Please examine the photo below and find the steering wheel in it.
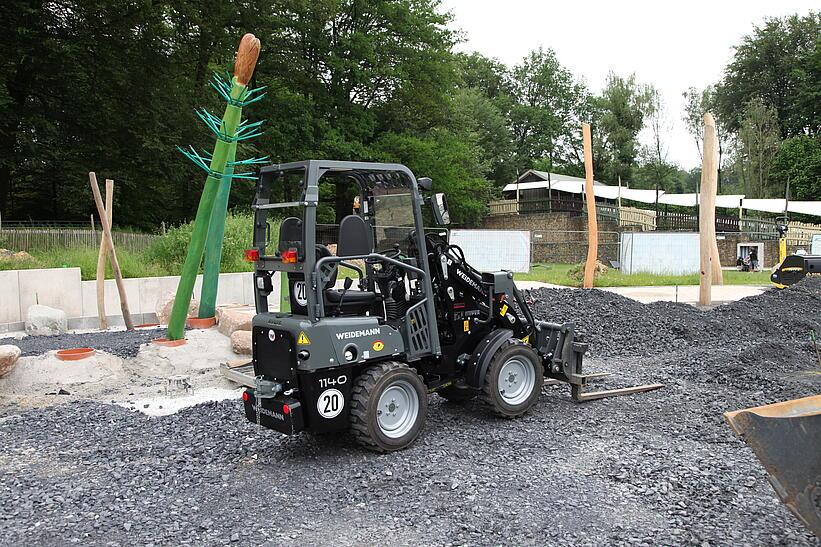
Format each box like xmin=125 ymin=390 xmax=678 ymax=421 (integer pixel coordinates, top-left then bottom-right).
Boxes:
xmin=375 ymin=243 xmax=403 ymax=259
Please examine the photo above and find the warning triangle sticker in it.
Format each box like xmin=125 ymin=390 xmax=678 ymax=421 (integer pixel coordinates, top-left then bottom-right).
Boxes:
xmin=297 ymin=331 xmax=311 ymax=345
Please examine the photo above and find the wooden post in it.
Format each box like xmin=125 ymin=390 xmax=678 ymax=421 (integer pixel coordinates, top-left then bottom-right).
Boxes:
xmin=89 ymin=172 xmax=134 ymax=330
xmin=582 ymin=123 xmax=598 ymax=289
xmin=95 ymin=179 xmax=114 ymax=329
xmin=699 ymin=114 xmax=723 ymax=305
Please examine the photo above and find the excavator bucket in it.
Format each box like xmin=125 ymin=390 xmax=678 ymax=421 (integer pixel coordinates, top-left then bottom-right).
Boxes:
xmin=724 ymin=395 xmax=821 ymax=538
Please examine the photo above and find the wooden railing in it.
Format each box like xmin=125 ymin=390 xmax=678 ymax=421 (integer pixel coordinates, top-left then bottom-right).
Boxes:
xmin=618 ymin=206 xmax=656 ymax=231
xmin=488 ymin=199 xmax=519 ymax=215
xmin=0 ymin=228 xmax=157 ymax=252
xmin=487 ymin=199 xmax=821 ymax=243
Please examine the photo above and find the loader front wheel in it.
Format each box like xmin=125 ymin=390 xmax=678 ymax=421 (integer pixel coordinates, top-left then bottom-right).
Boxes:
xmin=349 ymin=362 xmax=427 ymax=452
xmin=481 ymin=339 xmax=543 ymax=417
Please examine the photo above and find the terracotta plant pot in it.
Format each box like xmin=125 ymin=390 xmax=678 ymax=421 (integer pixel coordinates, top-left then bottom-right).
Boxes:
xmin=56 ymin=348 xmax=95 ymax=361
xmin=186 ymin=316 xmax=216 ymax=329
xmin=151 ymin=337 xmax=187 ymax=347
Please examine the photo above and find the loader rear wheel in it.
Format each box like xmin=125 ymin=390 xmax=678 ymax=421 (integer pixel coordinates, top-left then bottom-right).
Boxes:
xmin=481 ymin=339 xmax=543 ymax=418
xmin=349 ymin=362 xmax=428 ymax=452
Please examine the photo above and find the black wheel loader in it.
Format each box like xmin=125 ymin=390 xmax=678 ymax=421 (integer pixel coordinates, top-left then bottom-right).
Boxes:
xmin=239 ymin=160 xmax=661 ymax=452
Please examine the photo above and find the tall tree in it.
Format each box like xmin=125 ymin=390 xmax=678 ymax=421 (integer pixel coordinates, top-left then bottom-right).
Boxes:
xmin=682 ymin=86 xmax=732 ymax=191
xmin=716 ymin=12 xmax=820 ymax=137
xmin=735 ymin=97 xmax=782 ymax=198
xmin=640 ymin=88 xmax=677 ymax=197
xmin=594 ymin=72 xmax=652 ymax=184
xmin=770 ymin=136 xmax=821 ymax=201
xmin=508 ymin=47 xmax=589 ymax=177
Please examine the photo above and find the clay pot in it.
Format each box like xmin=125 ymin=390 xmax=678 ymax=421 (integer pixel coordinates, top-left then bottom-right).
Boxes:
xmin=56 ymin=348 xmax=95 ymax=361
xmin=151 ymin=338 xmax=187 ymax=347
xmin=186 ymin=316 xmax=216 ymax=329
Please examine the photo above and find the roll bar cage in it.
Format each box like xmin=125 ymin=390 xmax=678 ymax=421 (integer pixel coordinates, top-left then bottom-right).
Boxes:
xmin=250 ymin=160 xmax=441 ymax=356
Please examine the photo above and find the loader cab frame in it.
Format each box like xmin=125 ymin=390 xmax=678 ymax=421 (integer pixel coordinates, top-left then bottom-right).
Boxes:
xmin=249 ymin=160 xmax=445 ymax=357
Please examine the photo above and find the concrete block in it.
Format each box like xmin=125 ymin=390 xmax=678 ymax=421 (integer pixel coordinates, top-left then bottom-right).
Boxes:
xmin=18 ymin=268 xmax=83 ymax=318
xmin=215 ymin=273 xmax=247 ymax=306
xmin=80 ymin=278 xmax=142 ymax=318
xmin=0 ymin=271 xmax=21 ymax=324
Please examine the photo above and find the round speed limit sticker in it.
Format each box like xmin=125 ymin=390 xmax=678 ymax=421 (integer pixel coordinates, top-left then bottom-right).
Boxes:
xmin=316 ymin=388 xmax=344 ymax=419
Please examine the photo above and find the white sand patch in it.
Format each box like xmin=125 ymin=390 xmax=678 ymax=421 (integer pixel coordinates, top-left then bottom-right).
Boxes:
xmin=118 ymin=387 xmax=242 ymax=416
xmin=1 ymin=327 xmax=244 ymax=411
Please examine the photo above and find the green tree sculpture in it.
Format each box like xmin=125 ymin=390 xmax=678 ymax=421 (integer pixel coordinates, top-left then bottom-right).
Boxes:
xmin=167 ymin=34 xmax=265 ymax=340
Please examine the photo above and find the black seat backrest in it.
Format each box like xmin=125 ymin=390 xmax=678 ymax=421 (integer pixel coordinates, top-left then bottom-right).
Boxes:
xmin=278 ymin=217 xmax=303 ymax=257
xmin=337 ymin=214 xmax=372 ymax=257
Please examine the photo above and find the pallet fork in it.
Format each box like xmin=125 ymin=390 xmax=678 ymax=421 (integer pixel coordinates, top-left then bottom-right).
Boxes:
xmin=537 ymin=320 xmax=664 ymax=402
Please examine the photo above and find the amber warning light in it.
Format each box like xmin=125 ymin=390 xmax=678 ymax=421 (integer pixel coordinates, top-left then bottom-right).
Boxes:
xmin=244 ymin=249 xmax=260 ymax=262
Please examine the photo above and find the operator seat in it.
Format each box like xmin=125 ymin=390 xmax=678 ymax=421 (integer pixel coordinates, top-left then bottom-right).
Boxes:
xmin=324 ymin=214 xmax=377 ymax=312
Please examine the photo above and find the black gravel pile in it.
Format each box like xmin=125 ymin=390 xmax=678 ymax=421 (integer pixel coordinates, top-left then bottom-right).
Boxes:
xmin=530 ymin=277 xmax=821 ymax=359
xmin=0 ymin=279 xmax=819 ymax=545
xmin=0 ymin=327 xmax=166 ymax=358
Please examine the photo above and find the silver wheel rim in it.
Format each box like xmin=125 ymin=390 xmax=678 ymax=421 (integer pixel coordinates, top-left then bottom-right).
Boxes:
xmin=376 ymin=379 xmax=419 ymax=439
xmin=498 ymin=356 xmax=536 ymax=406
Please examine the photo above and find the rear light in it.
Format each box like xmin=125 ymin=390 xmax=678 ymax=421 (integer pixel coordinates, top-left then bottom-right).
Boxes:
xmin=242 ymin=391 xmax=250 ymax=402
xmin=244 ymin=249 xmax=260 ymax=262
xmin=281 ymin=248 xmax=298 ymax=263
xmin=282 ymin=404 xmax=291 ymax=414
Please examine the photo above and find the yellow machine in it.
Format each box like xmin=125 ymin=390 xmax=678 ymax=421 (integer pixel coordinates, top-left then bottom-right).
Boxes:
xmin=770 ymin=217 xmax=820 ymax=288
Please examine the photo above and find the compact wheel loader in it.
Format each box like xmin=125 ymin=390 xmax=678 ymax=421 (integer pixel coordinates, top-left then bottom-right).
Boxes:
xmin=239 ymin=160 xmax=661 ymax=452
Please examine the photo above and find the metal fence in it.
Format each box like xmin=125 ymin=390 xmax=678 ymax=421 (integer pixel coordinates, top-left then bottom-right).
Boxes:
xmin=0 ymin=228 xmax=157 ymax=252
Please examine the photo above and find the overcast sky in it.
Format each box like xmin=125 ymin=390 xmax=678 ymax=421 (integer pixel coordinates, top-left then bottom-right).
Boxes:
xmin=441 ymin=0 xmax=817 ymax=171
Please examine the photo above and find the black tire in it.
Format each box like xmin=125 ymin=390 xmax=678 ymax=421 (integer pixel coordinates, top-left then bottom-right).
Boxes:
xmin=438 ymin=383 xmax=478 ymax=403
xmin=349 ymin=362 xmax=428 ymax=452
xmin=481 ymin=339 xmax=543 ymax=417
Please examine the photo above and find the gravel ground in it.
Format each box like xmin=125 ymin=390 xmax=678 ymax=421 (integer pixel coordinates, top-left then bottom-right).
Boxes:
xmin=0 ymin=279 xmax=819 ymax=546
xmin=0 ymin=328 xmax=166 ymax=358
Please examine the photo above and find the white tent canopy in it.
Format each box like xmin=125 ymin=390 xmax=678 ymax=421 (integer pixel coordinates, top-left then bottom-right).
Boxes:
xmin=785 ymin=201 xmax=821 ymax=216
xmin=501 ymin=173 xmax=821 ymax=218
xmin=658 ymin=193 xmax=745 ymax=209
xmin=619 ymin=188 xmax=663 ymax=204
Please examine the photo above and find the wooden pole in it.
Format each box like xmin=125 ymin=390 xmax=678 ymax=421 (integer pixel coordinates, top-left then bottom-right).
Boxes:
xmin=582 ymin=123 xmax=598 ymax=289
xmin=699 ymin=114 xmax=723 ymax=305
xmin=89 ymin=172 xmax=134 ymax=330
xmin=95 ymin=179 xmax=114 ymax=329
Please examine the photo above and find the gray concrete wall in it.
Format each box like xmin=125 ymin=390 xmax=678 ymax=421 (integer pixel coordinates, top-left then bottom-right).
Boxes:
xmin=0 ymin=269 xmax=278 ymax=333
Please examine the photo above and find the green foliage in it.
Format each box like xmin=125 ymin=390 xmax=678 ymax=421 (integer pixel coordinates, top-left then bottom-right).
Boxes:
xmin=146 ymin=212 xmax=259 ymax=274
xmin=0 ymin=2 xmax=817 ymax=230
xmin=593 ymin=73 xmax=654 ymax=184
xmin=716 ymin=12 xmax=820 ymax=137
xmin=371 ymin=130 xmax=491 ymax=225
xmin=0 ymin=248 xmax=168 ymax=280
xmin=509 ymin=48 xmax=589 ymax=175
xmin=770 ymin=136 xmax=821 ymax=200
xmin=736 ymin=98 xmax=782 ymax=197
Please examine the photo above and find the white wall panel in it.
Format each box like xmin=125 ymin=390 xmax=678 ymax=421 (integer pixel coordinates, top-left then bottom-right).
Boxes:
xmin=620 ymin=232 xmax=700 ymax=275
xmin=449 ymin=229 xmax=530 ymax=273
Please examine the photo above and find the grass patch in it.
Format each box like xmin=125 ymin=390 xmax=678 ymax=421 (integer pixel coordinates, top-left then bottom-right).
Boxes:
xmin=0 ymin=247 xmax=175 ymax=280
xmin=516 ymin=263 xmax=773 ymax=287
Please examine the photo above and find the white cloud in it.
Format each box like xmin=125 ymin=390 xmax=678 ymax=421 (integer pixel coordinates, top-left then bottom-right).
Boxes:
xmin=442 ymin=0 xmax=817 ymax=172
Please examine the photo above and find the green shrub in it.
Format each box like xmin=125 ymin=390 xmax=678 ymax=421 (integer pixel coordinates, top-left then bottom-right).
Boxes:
xmin=146 ymin=211 xmax=267 ymax=274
